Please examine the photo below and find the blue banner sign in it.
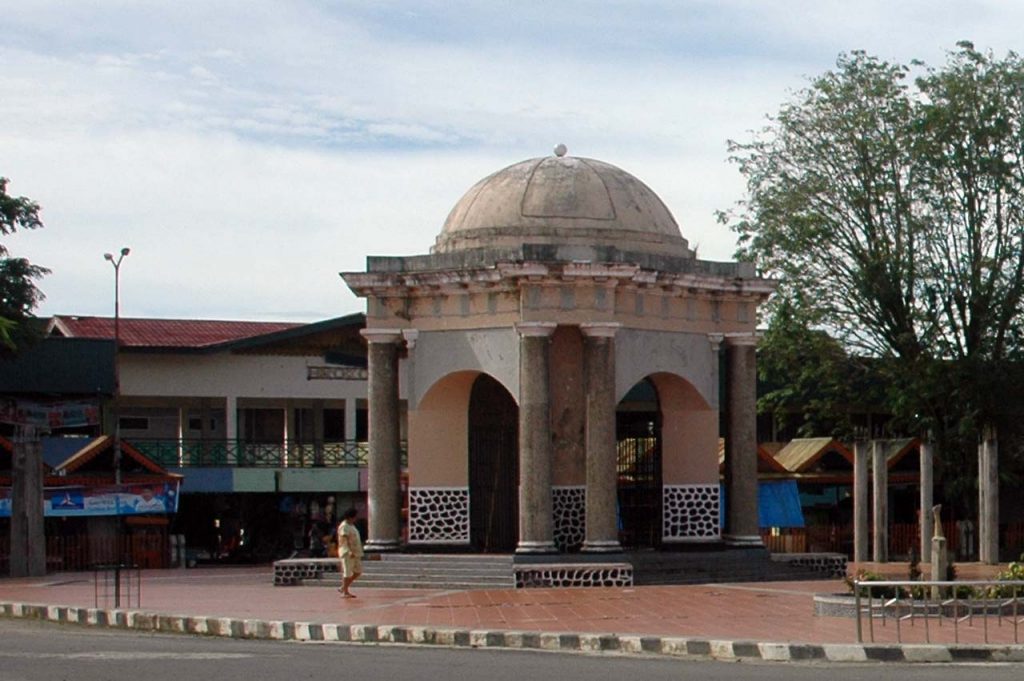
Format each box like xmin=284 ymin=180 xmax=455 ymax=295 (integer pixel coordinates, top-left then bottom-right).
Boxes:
xmin=0 ymin=482 xmax=179 ymax=518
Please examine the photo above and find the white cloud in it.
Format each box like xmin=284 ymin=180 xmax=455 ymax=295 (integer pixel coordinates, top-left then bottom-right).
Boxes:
xmin=4 ymin=1 xmax=1024 ymax=321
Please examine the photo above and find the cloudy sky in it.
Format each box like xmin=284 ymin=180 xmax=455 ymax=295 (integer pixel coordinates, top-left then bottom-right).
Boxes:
xmin=3 ymin=1 xmax=1022 ymax=322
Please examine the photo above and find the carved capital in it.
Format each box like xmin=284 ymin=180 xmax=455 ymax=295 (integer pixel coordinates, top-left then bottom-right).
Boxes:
xmin=580 ymin=322 xmax=621 ymax=338
xmin=515 ymin=321 xmax=557 ymax=338
xmin=724 ymin=331 xmax=760 ymax=347
xmin=360 ymin=328 xmax=404 ymax=344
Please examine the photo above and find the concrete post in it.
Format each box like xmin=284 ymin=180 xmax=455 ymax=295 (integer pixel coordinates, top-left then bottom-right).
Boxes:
xmin=312 ymin=399 xmax=325 ymax=466
xmin=919 ymin=438 xmax=934 ymax=563
xmin=176 ymin=406 xmax=186 ymax=466
xmin=853 ymin=439 xmax=869 ymax=564
xmin=724 ymin=334 xmax=761 ymax=545
xmin=283 ymin=399 xmax=294 ymax=465
xmin=516 ymin=322 xmax=557 ymax=554
xmin=225 ymin=395 xmax=238 ymax=444
xmin=872 ymin=440 xmax=888 ymax=563
xmin=10 ymin=426 xmax=45 ymax=577
xmin=581 ymin=323 xmax=621 ymax=553
xmin=344 ymin=398 xmax=358 ymax=442
xmin=979 ymin=424 xmax=999 ymax=565
xmin=361 ymin=329 xmax=404 ymax=552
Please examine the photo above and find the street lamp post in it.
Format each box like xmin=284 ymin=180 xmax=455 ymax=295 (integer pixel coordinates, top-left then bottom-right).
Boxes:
xmin=104 ymin=247 xmax=129 ymax=566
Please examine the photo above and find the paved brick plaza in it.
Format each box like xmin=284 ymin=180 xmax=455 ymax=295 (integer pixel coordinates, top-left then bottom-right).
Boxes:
xmin=0 ymin=562 xmax=1018 ymax=647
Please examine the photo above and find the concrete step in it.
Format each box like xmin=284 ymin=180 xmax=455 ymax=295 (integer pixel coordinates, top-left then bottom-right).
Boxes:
xmin=354 ymin=554 xmax=515 ymax=589
xmin=628 ymin=547 xmax=832 ymax=585
xmin=373 ymin=554 xmax=514 ymax=566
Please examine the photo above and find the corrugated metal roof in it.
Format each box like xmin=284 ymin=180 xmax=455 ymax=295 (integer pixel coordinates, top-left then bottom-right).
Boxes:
xmin=49 ymin=316 xmax=302 ymax=349
xmin=55 ymin=435 xmax=181 ymax=480
xmin=773 ymin=437 xmax=853 ymax=473
xmin=875 ymin=438 xmax=920 ymax=467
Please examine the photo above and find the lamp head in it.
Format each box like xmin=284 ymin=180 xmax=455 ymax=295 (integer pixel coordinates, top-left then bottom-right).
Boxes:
xmin=121 ymin=247 xmax=130 ymax=257
xmin=104 ymin=253 xmax=114 ymax=261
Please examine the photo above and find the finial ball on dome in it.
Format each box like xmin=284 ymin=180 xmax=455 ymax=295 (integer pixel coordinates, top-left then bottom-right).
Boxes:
xmin=553 ymin=143 xmax=568 ymax=157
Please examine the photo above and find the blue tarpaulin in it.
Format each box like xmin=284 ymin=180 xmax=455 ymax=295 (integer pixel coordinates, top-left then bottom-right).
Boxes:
xmin=719 ymin=480 xmax=805 ymax=529
xmin=757 ymin=480 xmax=805 ymax=528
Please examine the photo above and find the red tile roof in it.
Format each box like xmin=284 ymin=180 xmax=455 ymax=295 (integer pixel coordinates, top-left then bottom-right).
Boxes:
xmin=49 ymin=316 xmax=301 ymax=349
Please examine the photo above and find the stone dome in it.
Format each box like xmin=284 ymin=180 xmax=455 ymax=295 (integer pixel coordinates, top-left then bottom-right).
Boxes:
xmin=433 ymin=153 xmax=691 ymax=257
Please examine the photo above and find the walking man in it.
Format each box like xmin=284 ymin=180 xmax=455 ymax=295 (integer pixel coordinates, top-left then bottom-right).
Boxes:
xmin=337 ymin=508 xmax=363 ymax=598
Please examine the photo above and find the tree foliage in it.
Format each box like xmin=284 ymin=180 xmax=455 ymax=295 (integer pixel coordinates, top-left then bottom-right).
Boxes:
xmin=0 ymin=177 xmax=48 ymax=353
xmin=722 ymin=43 xmax=1024 ymax=508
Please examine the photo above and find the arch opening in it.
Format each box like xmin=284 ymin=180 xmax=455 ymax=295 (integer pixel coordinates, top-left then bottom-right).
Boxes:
xmin=616 ymin=377 xmax=662 ymax=549
xmin=468 ymin=374 xmax=519 ymax=552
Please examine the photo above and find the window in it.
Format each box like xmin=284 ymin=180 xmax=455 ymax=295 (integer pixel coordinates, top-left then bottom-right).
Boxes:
xmin=119 ymin=416 xmax=149 ymax=431
xmin=188 ymin=417 xmax=217 ymax=431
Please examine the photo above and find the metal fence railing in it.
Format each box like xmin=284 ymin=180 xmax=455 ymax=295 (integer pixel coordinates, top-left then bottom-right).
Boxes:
xmin=130 ymin=439 xmax=408 ymax=468
xmin=93 ymin=563 xmax=141 ymax=609
xmin=854 ymin=579 xmax=1024 ymax=644
xmin=0 ymin=533 xmax=167 ymax=573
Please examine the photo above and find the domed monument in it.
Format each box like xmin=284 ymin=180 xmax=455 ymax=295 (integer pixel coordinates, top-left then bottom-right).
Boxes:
xmin=343 ymin=148 xmax=774 ymax=564
xmin=434 ymin=149 xmax=690 ymax=257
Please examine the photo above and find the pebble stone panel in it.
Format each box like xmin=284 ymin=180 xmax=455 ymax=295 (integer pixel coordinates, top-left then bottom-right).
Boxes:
xmin=408 ymin=487 xmax=470 ymax=544
xmin=552 ymin=486 xmax=586 ymax=551
xmin=514 ymin=563 xmax=633 ymax=588
xmin=774 ymin=553 xmax=848 ymax=578
xmin=662 ymin=484 xmax=720 ymax=542
xmin=273 ymin=558 xmax=338 ymax=585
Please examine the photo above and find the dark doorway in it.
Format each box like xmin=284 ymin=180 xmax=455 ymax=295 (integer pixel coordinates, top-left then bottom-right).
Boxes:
xmin=617 ymin=379 xmax=662 ymax=549
xmin=468 ymin=374 xmax=519 ymax=552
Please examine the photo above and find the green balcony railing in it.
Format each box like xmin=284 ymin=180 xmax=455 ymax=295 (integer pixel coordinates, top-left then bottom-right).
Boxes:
xmin=130 ymin=439 xmax=408 ymax=468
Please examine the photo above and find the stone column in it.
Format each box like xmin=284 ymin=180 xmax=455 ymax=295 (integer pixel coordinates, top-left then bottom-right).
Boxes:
xmin=361 ymin=329 xmax=404 ymax=552
xmin=581 ymin=322 xmax=621 ymax=553
xmin=853 ymin=439 xmax=869 ymax=564
xmin=724 ymin=333 xmax=761 ymax=545
xmin=516 ymin=322 xmax=557 ymax=554
xmin=872 ymin=440 xmax=888 ymax=563
xmin=919 ymin=437 xmax=934 ymax=563
xmin=979 ymin=424 xmax=999 ymax=565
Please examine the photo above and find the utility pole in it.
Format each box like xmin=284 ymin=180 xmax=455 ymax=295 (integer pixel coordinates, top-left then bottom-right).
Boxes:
xmin=104 ymin=247 xmax=130 ymax=563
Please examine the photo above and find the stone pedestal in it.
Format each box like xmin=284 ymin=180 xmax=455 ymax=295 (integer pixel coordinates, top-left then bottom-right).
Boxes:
xmin=581 ymin=323 xmax=621 ymax=553
xmin=362 ymin=329 xmax=403 ymax=553
xmin=931 ymin=535 xmax=947 ymax=600
xmin=516 ymin=323 xmax=557 ymax=554
xmin=723 ymin=334 xmax=761 ymax=545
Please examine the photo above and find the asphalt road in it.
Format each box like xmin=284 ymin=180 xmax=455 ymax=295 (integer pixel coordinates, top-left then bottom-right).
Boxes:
xmin=2 ymin=619 xmax=1024 ymax=681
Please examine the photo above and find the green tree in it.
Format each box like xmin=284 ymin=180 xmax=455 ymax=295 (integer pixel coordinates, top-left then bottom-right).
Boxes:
xmin=0 ymin=177 xmax=48 ymax=352
xmin=721 ymin=43 xmax=1024 ymax=511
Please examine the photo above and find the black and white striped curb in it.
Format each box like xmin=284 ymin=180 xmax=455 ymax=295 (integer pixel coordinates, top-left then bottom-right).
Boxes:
xmin=3 ymin=601 xmax=1024 ymax=664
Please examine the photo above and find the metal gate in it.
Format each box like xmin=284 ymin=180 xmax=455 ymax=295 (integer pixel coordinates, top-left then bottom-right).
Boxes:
xmin=468 ymin=375 xmax=518 ymax=552
xmin=616 ymin=413 xmax=662 ymax=549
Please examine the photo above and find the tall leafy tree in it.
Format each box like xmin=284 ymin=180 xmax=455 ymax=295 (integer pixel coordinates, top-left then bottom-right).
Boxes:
xmin=722 ymin=43 xmax=1024 ymax=510
xmin=0 ymin=177 xmax=48 ymax=353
